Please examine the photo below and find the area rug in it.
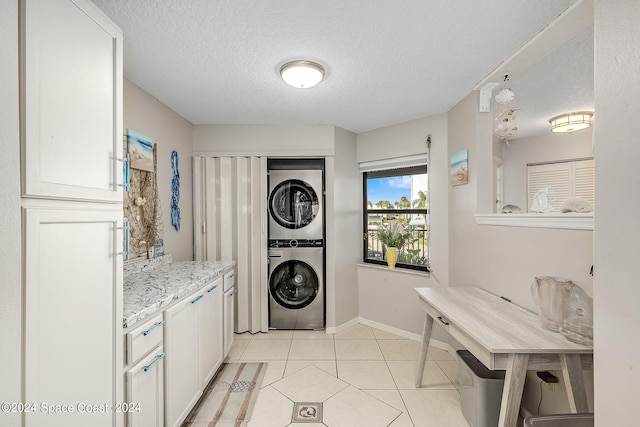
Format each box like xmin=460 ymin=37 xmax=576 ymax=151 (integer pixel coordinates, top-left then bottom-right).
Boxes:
xmin=182 ymin=362 xmax=267 ymax=427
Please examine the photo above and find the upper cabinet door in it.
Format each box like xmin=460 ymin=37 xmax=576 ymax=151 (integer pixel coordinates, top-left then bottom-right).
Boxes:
xmin=21 ymin=0 xmax=123 ymax=202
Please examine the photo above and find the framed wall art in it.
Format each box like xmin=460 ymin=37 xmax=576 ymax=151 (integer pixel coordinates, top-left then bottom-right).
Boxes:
xmin=450 ymin=148 xmax=469 ymax=186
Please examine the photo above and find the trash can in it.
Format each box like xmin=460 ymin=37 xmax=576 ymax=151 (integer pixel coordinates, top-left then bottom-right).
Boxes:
xmin=457 ymin=350 xmax=505 ymax=427
xmin=524 ymin=413 xmax=594 ymax=427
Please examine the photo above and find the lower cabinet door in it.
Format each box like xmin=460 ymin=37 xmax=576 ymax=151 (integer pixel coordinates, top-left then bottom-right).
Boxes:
xmin=224 ymin=286 xmax=235 ymax=357
xmin=199 ymin=277 xmax=224 ymax=388
xmin=23 ymin=207 xmax=123 ymax=427
xmin=126 ymin=348 xmax=165 ymax=427
xmin=164 ymin=293 xmax=201 ymax=427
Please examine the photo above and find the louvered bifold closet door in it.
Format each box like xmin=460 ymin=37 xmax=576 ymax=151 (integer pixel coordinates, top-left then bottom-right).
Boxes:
xmin=193 ymin=157 xmax=267 ymax=334
xmin=527 ymin=162 xmax=571 ymax=212
xmin=574 ymin=159 xmax=595 ymax=206
xmin=527 ymin=159 xmax=595 ymax=213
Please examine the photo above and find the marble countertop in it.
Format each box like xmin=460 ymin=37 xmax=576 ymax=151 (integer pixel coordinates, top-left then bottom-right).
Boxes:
xmin=123 ymin=255 xmax=235 ymax=329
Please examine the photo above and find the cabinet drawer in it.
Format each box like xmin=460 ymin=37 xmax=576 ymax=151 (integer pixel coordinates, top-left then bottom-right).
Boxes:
xmin=223 ymin=269 xmax=236 ymax=292
xmin=126 ymin=314 xmax=164 ymax=365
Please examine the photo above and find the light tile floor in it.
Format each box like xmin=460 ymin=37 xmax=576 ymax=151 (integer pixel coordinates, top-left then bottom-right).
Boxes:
xmin=226 ymin=324 xmax=471 ymax=427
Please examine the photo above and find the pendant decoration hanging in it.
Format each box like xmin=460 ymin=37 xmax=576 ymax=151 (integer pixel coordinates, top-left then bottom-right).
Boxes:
xmin=494 ymin=74 xmax=518 ymax=144
xmin=170 ymin=150 xmax=181 ymax=231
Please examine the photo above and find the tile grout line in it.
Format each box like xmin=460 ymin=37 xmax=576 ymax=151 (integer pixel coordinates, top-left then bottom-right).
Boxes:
xmin=376 ymin=336 xmax=417 ymax=427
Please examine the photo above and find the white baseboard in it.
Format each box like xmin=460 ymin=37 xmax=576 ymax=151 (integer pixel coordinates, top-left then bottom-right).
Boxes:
xmin=326 ymin=316 xmax=457 ymax=360
xmin=325 ymin=317 xmax=359 ymax=334
xmin=358 ymin=317 xmax=422 ymax=341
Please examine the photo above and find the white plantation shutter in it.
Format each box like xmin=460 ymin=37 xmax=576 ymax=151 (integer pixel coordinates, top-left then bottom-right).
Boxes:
xmin=527 ymin=159 xmax=594 ymax=213
xmin=574 ymin=159 xmax=595 ymax=205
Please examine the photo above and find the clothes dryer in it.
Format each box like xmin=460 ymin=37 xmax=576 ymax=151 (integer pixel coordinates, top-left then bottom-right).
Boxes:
xmin=268 ymin=169 xmax=323 ymax=240
xmin=268 ymin=239 xmax=324 ymax=330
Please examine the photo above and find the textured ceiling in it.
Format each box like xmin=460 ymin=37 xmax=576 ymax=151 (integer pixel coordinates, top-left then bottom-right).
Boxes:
xmin=93 ymin=0 xmax=591 ymax=135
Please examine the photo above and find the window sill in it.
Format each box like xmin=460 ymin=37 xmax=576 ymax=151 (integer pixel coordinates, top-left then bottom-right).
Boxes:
xmin=474 ymin=213 xmax=593 ymax=230
xmin=357 ymin=263 xmax=430 ymax=277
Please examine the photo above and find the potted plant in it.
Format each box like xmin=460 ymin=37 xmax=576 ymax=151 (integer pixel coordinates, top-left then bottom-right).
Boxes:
xmin=376 ymin=220 xmax=414 ymax=268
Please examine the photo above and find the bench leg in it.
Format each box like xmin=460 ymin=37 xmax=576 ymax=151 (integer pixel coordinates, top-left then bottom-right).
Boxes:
xmin=498 ymin=353 xmax=529 ymax=427
xmin=561 ymin=353 xmax=589 ymax=413
xmin=415 ymin=314 xmax=434 ymax=388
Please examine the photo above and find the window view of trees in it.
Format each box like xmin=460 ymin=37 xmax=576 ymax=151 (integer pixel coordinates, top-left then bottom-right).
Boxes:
xmin=363 ymin=166 xmax=429 ymax=271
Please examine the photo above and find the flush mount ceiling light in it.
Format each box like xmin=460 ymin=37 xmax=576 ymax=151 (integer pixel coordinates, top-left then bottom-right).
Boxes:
xmin=280 ymin=60 xmax=325 ymax=89
xmin=549 ymin=112 xmax=594 ymax=133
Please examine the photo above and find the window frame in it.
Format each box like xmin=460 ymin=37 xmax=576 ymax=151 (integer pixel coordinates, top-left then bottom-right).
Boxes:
xmin=362 ymin=165 xmax=429 ymax=272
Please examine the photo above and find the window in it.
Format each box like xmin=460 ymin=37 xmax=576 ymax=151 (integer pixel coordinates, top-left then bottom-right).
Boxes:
xmin=363 ymin=165 xmax=429 ymax=271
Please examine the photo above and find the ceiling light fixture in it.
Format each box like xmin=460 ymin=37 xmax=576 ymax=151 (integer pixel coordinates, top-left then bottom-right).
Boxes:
xmin=280 ymin=60 xmax=325 ymax=89
xmin=549 ymin=112 xmax=594 ymax=133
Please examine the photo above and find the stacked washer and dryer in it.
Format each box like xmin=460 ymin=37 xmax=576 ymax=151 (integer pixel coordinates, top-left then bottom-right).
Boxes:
xmin=267 ymin=159 xmax=325 ymax=330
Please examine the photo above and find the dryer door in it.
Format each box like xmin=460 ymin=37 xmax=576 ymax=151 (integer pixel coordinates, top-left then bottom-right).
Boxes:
xmin=269 ymin=260 xmax=319 ymax=310
xmin=269 ymin=179 xmax=319 ymax=230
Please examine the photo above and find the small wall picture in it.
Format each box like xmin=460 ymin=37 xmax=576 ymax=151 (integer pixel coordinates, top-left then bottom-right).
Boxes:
xmin=153 ymin=244 xmax=164 ymax=258
xmin=450 ymin=149 xmax=469 ymax=186
xmin=127 ymin=129 xmax=154 ymax=172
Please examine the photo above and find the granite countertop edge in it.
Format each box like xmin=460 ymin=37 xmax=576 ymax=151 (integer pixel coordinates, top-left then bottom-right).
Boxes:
xmin=123 ymin=257 xmax=235 ymax=329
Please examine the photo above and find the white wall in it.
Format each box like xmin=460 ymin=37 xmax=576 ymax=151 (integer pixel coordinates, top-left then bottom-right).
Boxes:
xmin=193 ymin=124 xmax=335 ymax=157
xmin=449 ymin=91 xmax=595 ymax=414
xmin=593 ymin=1 xmax=640 ymax=424
xmin=331 ymin=127 xmax=361 ymax=327
xmin=356 ymin=113 xmax=450 ymax=337
xmin=124 ymin=79 xmax=194 ymax=261
xmin=502 ymin=130 xmax=593 ymax=210
xmin=0 ymin=1 xmax=21 ymax=425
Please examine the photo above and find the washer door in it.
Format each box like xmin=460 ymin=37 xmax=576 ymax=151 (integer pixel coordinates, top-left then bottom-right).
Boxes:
xmin=270 ymin=260 xmax=319 ymax=310
xmin=269 ymin=179 xmax=319 ymax=230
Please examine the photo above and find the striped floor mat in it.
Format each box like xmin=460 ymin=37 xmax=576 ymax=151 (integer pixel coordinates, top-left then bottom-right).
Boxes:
xmin=182 ymin=362 xmax=267 ymax=427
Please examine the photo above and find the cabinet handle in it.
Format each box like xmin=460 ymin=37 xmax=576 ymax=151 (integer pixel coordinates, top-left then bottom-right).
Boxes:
xmin=437 ymin=316 xmax=449 ymax=326
xmin=142 ymin=320 xmax=165 ymax=336
xmin=191 ymin=295 xmax=204 ymax=304
xmin=228 ymin=272 xmax=236 ymax=278
xmin=117 ymin=153 xmax=130 ymax=192
xmin=143 ymin=352 xmax=166 ymax=372
xmin=207 ymin=285 xmax=218 ymax=293
xmin=227 ymin=290 xmax=236 ymax=297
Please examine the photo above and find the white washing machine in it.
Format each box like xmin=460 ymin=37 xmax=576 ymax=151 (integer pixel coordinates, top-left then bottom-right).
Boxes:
xmin=268 ymin=239 xmax=324 ymax=330
xmin=268 ymin=169 xmax=323 ymax=240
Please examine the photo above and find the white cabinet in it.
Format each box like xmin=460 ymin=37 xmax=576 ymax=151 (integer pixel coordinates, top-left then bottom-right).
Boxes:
xmin=199 ymin=277 xmax=224 ymax=388
xmin=20 ymin=1 xmax=124 ymax=426
xmin=21 ymin=0 xmax=123 ymax=202
xmin=23 ymin=207 xmax=123 ymax=427
xmin=223 ymin=270 xmax=236 ymax=357
xmin=164 ymin=277 xmax=224 ymax=427
xmin=124 ymin=314 xmax=164 ymax=427
xmin=126 ymin=347 xmax=165 ymax=427
xmin=164 ymin=292 xmax=201 ymax=427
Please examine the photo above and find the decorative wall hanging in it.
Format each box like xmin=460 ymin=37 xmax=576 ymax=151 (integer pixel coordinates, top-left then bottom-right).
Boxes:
xmin=450 ymin=149 xmax=469 ymax=186
xmin=124 ymin=129 xmax=163 ymax=260
xmin=494 ymin=74 xmax=518 ymax=144
xmin=171 ymin=150 xmax=181 ymax=231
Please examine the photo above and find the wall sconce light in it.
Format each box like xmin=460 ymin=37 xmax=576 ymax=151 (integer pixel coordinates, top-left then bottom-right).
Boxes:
xmin=549 ymin=112 xmax=594 ymax=133
xmin=280 ymin=60 xmax=325 ymax=88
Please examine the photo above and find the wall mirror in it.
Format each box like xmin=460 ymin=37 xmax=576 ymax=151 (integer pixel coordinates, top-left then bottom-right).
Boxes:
xmin=475 ymin=0 xmax=594 ymax=230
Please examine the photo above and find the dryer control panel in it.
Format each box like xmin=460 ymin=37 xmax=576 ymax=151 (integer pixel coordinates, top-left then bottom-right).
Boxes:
xmin=268 ymin=239 xmax=324 ymax=248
